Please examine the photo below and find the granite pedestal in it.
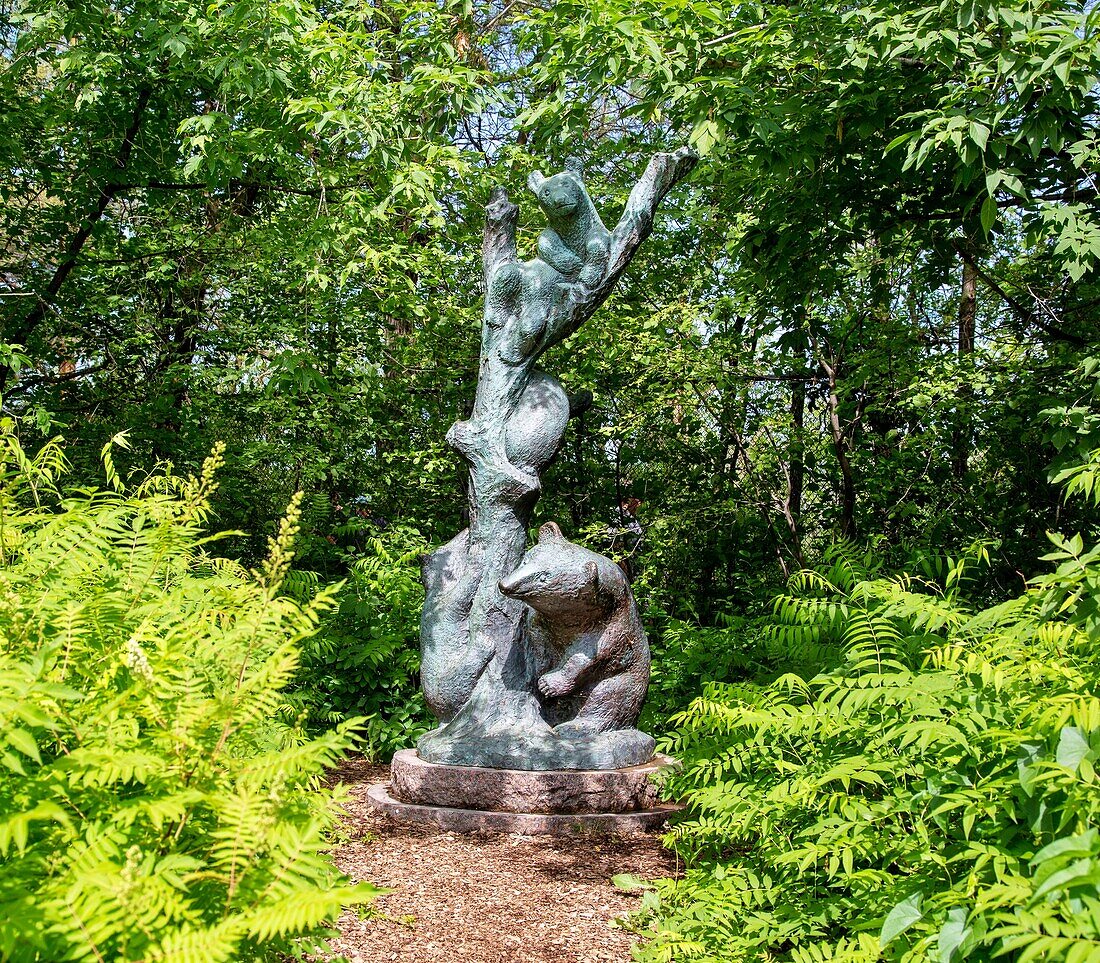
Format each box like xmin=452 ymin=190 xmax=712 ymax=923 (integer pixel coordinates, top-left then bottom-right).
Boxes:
xmin=367 ymin=749 xmax=682 ymax=835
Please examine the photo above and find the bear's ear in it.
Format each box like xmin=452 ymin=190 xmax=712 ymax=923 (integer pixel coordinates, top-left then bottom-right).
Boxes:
xmin=564 ymin=156 xmax=584 ymax=175
xmin=527 ymin=171 xmax=546 ymax=194
xmin=538 ymin=521 xmax=563 ymax=541
xmin=585 ymin=560 xmax=617 ymax=609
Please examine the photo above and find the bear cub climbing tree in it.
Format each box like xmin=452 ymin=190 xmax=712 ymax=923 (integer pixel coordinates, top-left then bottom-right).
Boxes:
xmin=417 ymin=149 xmax=697 ymax=771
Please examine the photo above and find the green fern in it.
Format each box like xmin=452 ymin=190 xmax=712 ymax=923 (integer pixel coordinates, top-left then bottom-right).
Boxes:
xmin=295 ymin=520 xmax=433 ymax=757
xmin=0 ymin=429 xmax=378 ymax=961
xmin=644 ymin=531 xmax=1100 ymax=962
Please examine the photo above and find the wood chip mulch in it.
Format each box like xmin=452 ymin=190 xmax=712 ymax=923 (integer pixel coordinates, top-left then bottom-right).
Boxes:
xmin=328 ymin=757 xmax=681 ymax=963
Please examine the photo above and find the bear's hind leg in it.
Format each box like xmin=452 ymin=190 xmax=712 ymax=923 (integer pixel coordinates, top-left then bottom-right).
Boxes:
xmin=553 ymin=672 xmax=638 ymax=737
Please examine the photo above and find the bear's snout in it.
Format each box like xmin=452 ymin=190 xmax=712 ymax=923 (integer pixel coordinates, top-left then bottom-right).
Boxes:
xmin=544 ymin=188 xmax=578 ymax=214
xmin=498 ymin=569 xmax=530 ymax=598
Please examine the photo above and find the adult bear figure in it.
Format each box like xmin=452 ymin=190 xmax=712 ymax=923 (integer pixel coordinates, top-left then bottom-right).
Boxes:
xmin=498 ymin=521 xmax=650 ymax=736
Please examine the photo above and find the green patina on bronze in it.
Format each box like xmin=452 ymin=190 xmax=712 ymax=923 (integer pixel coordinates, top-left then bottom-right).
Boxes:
xmin=418 ymin=149 xmax=697 ymax=771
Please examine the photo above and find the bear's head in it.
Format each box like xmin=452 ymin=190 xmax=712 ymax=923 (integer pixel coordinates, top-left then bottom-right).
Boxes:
xmin=527 ymin=168 xmax=588 ymax=220
xmin=498 ymin=521 xmax=624 ymax=620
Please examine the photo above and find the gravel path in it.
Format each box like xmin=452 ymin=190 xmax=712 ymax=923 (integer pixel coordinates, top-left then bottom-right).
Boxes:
xmin=329 ymin=758 xmax=679 ymax=963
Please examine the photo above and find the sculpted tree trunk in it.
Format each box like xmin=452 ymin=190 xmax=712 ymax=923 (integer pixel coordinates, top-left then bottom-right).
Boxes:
xmin=418 ymin=149 xmax=697 ymax=770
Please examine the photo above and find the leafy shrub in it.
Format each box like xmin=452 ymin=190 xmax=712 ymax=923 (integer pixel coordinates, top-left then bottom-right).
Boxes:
xmin=644 ymin=530 xmax=1100 ymax=962
xmin=297 ymin=523 xmax=432 ymax=758
xmin=641 ymin=612 xmax=768 ymax=730
xmin=0 ymin=433 xmax=378 ymax=962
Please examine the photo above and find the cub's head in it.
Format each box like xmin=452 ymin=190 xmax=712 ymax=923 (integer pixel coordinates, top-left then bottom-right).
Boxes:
xmin=527 ymin=168 xmax=588 ymax=219
xmin=498 ymin=521 xmax=624 ymax=619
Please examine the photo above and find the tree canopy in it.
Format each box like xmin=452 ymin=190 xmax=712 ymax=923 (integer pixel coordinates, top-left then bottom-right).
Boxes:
xmin=2 ymin=0 xmax=1100 ymax=958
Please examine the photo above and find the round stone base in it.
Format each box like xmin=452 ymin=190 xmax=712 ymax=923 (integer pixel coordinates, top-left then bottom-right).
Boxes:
xmin=390 ymin=748 xmax=678 ymax=814
xmin=365 ymin=750 xmax=683 ymax=836
xmin=367 ymin=783 xmax=681 ymax=835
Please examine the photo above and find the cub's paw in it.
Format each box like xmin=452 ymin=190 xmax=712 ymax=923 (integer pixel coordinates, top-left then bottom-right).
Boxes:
xmin=538 ymin=671 xmax=572 ymax=698
xmin=538 ymin=230 xmax=583 ymax=279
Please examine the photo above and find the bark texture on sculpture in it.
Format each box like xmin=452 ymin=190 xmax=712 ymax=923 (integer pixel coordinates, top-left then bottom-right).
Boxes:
xmin=418 ymin=148 xmax=697 ymax=771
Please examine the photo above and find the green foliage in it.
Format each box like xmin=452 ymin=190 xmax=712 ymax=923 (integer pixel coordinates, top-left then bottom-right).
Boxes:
xmin=1045 ymin=357 xmax=1100 ymax=505
xmin=1 ymin=0 xmax=486 ymax=573
xmin=525 ymin=0 xmax=1100 ymax=288
xmin=6 ymin=0 xmax=1099 ymax=635
xmin=298 ymin=523 xmax=433 ymax=758
xmin=643 ymin=524 xmax=1100 ymax=961
xmin=518 ymin=0 xmax=1100 ymax=593
xmin=640 ymin=612 xmax=768 ymax=728
xmin=0 ymin=432 xmax=378 ymax=962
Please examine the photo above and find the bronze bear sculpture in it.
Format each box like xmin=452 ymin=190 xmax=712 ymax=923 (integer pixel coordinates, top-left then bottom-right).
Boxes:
xmin=499 ymin=521 xmax=650 ymax=736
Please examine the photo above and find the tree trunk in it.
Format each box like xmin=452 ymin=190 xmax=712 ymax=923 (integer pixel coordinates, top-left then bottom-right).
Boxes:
xmin=954 ymin=246 xmax=978 ymax=478
xmin=817 ymin=348 xmax=857 ymax=541
xmin=3 ymin=87 xmax=153 ymax=390
xmin=784 ymin=376 xmax=806 ymax=567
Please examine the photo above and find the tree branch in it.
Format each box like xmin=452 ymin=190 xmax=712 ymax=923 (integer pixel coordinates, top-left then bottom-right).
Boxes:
xmin=8 ymin=86 xmax=153 ymax=355
xmin=951 ymin=240 xmax=1088 ymax=347
xmin=482 ymin=187 xmax=518 ymax=287
xmin=123 ymin=179 xmax=378 ymax=199
xmin=6 ymin=362 xmax=108 ymax=395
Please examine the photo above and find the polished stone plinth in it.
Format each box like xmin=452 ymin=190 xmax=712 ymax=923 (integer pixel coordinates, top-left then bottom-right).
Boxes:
xmin=366 ymin=750 xmax=682 ymax=835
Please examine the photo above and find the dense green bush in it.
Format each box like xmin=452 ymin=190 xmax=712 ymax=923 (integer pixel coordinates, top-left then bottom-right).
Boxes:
xmin=0 ymin=433 xmax=377 ymax=962
xmin=297 ymin=522 xmax=433 ymax=758
xmin=643 ymin=532 xmax=1100 ymax=959
xmin=640 ymin=612 xmax=768 ymax=730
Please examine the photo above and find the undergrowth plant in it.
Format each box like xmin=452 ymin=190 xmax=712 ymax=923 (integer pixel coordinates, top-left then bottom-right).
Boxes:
xmin=0 ymin=430 xmax=378 ymax=962
xmin=644 ymin=502 xmax=1100 ymax=959
xmin=641 ymin=612 xmax=769 ymax=730
xmin=296 ymin=522 xmax=432 ymax=758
